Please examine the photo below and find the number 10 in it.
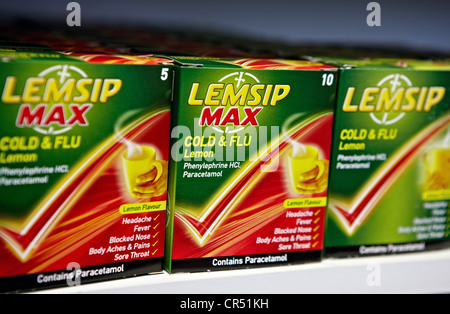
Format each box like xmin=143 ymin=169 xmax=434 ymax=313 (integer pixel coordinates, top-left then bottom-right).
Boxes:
xmin=322 ymin=74 xmax=334 ymax=86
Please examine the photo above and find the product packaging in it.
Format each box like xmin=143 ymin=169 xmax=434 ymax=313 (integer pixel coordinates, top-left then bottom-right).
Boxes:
xmin=164 ymin=57 xmax=337 ymax=272
xmin=0 ymin=49 xmax=173 ymax=292
xmin=322 ymin=58 xmax=450 ymax=257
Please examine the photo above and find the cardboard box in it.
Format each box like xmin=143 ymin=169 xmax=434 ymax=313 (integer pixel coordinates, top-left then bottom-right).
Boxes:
xmin=322 ymin=58 xmax=450 ymax=257
xmin=0 ymin=49 xmax=173 ymax=292
xmin=164 ymin=57 xmax=337 ymax=273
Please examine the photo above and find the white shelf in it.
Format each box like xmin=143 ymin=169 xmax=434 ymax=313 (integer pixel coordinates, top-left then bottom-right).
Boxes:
xmin=34 ymin=248 xmax=450 ymax=294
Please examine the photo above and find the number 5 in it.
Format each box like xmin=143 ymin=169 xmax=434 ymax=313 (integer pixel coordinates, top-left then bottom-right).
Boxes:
xmin=161 ymin=68 xmax=169 ymax=81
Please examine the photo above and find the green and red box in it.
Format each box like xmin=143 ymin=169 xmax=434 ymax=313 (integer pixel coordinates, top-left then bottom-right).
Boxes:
xmin=0 ymin=49 xmax=173 ymax=292
xmin=322 ymin=58 xmax=450 ymax=257
xmin=164 ymin=57 xmax=337 ymax=272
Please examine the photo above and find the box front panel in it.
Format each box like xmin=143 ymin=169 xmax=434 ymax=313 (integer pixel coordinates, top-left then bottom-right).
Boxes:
xmin=0 ymin=61 xmax=172 ymax=291
xmin=326 ymin=68 xmax=450 ymax=256
xmin=167 ymin=65 xmax=336 ymax=271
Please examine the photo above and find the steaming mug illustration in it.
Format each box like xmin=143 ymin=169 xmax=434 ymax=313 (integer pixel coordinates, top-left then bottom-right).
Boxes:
xmin=122 ymin=146 xmax=166 ymax=198
xmin=287 ymin=145 xmax=329 ymax=194
xmin=422 ymin=147 xmax=450 ymax=191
